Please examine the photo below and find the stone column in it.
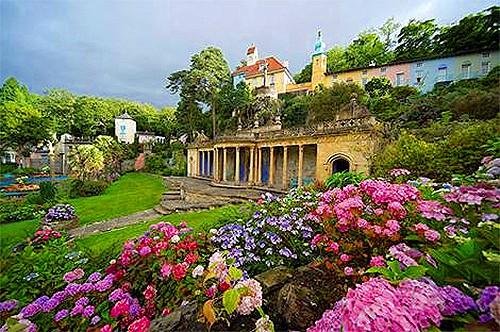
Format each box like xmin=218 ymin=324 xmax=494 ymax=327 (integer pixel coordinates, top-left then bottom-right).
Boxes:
xmin=199 ymin=151 xmax=204 ymax=176
xmin=282 ymin=146 xmax=288 ymax=189
xmin=235 ymin=147 xmax=240 ymax=183
xmin=223 ymin=148 xmax=228 ymax=182
xmin=269 ymin=146 xmax=275 ymax=187
xmin=298 ymin=145 xmax=304 ymax=187
xmin=257 ymin=147 xmax=262 ymax=185
xmin=249 ymin=146 xmax=254 ymax=184
xmin=214 ymin=148 xmax=218 ymax=181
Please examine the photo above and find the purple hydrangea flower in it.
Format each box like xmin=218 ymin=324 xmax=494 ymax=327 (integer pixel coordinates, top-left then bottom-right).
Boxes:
xmin=91 ymin=315 xmax=101 ymax=325
xmin=82 ymin=305 xmax=95 ymax=318
xmin=65 ymin=283 xmax=81 ymax=297
xmin=75 ymin=297 xmax=89 ymax=307
xmin=20 ymin=303 xmax=41 ymax=318
xmin=0 ymin=300 xmax=18 ymax=312
xmin=80 ymin=282 xmax=95 ymax=293
xmin=87 ymin=272 xmax=102 ymax=283
xmin=54 ymin=309 xmax=69 ymax=322
xmin=70 ymin=304 xmax=84 ymax=316
xmin=41 ymin=298 xmax=60 ymax=313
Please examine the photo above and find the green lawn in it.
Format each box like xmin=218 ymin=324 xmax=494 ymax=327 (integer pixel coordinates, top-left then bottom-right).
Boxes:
xmin=69 ymin=172 xmax=164 ymax=225
xmin=0 ymin=219 xmax=39 ymax=250
xmin=75 ymin=205 xmax=241 ymax=256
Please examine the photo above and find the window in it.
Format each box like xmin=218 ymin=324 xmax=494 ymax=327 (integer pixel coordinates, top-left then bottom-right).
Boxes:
xmin=380 ymin=67 xmax=386 ymax=73
xmin=253 ymin=78 xmax=257 ymax=86
xmin=416 ymin=70 xmax=424 ymax=84
xmin=482 ymin=61 xmax=491 ymax=75
xmin=482 ymin=52 xmax=490 ymax=58
xmin=437 ymin=67 xmax=447 ymax=82
xmin=396 ymin=73 xmax=405 ymax=86
xmin=461 ymin=63 xmax=471 ymax=79
xmin=270 ymin=74 xmax=275 ymax=86
xmin=416 ymin=62 xmax=423 ymax=67
xmin=362 ymin=70 xmax=367 ymax=75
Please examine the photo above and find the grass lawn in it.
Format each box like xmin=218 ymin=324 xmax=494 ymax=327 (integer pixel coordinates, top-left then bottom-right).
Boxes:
xmin=75 ymin=205 xmax=241 ymax=256
xmin=0 ymin=219 xmax=39 ymax=254
xmin=69 ymin=172 xmax=164 ymax=225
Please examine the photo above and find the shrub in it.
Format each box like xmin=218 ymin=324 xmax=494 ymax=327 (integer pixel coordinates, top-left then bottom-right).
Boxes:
xmin=2 ymin=222 xmax=266 ymax=331
xmin=39 ymin=182 xmax=58 ymax=202
xmin=0 ymin=163 xmax=17 ymax=175
xmin=0 ymin=199 xmax=40 ymax=224
xmin=324 ymin=172 xmax=366 ymax=190
xmin=41 ymin=204 xmax=78 ymax=229
xmin=69 ymin=179 xmax=109 ymax=198
xmin=211 ymin=189 xmax=319 ymax=275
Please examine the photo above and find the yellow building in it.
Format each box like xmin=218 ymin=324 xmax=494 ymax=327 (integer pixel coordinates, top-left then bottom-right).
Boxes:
xmin=233 ymin=45 xmax=295 ymax=98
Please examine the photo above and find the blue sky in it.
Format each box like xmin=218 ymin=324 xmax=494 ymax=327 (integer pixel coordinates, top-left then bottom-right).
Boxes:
xmin=1 ymin=0 xmax=497 ymax=108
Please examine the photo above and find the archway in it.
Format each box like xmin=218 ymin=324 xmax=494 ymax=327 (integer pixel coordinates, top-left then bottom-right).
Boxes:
xmin=332 ymin=158 xmax=350 ymax=173
xmin=327 ymin=153 xmax=352 ymax=174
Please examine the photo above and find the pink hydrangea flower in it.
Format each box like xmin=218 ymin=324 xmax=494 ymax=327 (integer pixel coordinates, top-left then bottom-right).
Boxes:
xmin=235 ymin=279 xmax=262 ymax=315
xmin=343 ymin=267 xmax=354 ymax=276
xmin=369 ymin=256 xmax=385 ymax=267
xmin=160 ymin=263 xmax=172 ymax=278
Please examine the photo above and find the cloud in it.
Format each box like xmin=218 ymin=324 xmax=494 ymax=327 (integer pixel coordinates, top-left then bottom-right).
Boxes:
xmin=1 ymin=0 xmax=497 ymax=108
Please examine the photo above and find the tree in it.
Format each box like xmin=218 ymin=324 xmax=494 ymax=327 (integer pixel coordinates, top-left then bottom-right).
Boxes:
xmin=166 ymin=46 xmax=232 ymax=139
xmin=326 ymin=46 xmax=349 ymax=73
xmin=93 ymin=135 xmax=123 ymax=171
xmin=307 ymin=82 xmax=366 ymax=124
xmin=294 ymin=63 xmax=312 ymax=84
xmin=378 ymin=17 xmax=401 ymax=50
xmin=344 ymin=32 xmax=393 ymax=68
xmin=0 ymin=78 xmax=52 ymax=163
xmin=434 ymin=6 xmax=500 ymax=55
xmin=68 ymin=145 xmax=104 ymax=181
xmin=394 ymin=19 xmax=438 ymax=60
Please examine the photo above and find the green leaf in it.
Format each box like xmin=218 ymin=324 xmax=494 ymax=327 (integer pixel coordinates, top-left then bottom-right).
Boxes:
xmin=228 ymin=266 xmax=243 ymax=280
xmin=222 ymin=289 xmax=239 ymax=315
xmin=388 ymin=260 xmax=402 ymax=275
xmin=402 ymin=265 xmax=427 ymax=279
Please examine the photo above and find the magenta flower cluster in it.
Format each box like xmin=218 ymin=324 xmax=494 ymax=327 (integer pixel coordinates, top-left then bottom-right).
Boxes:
xmin=307 ymin=277 xmax=477 ymax=332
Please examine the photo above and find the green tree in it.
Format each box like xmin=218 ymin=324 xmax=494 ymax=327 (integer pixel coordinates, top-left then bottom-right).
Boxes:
xmin=307 ymin=82 xmax=366 ymax=124
xmin=0 ymin=78 xmax=52 ymax=163
xmin=394 ymin=19 xmax=438 ymax=60
xmin=166 ymin=46 xmax=231 ymax=139
xmin=434 ymin=6 xmax=500 ymax=54
xmin=378 ymin=17 xmax=402 ymax=50
xmin=280 ymin=93 xmax=310 ymax=128
xmin=345 ymin=32 xmax=393 ymax=68
xmin=294 ymin=63 xmax=312 ymax=84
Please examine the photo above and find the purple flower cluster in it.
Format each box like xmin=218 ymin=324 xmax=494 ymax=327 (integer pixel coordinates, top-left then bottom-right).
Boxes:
xmin=42 ymin=203 xmax=77 ymax=223
xmin=444 ymin=184 xmax=500 ymax=206
xmin=211 ymin=189 xmax=317 ymax=271
xmin=477 ymin=286 xmax=499 ymax=322
xmin=0 ymin=299 xmax=18 ymax=312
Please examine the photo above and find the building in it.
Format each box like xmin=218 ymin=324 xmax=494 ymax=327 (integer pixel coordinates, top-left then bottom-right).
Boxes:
xmin=233 ymin=45 xmax=295 ymax=98
xmin=187 ymin=95 xmax=377 ymax=190
xmin=115 ymin=112 xmax=137 ymax=144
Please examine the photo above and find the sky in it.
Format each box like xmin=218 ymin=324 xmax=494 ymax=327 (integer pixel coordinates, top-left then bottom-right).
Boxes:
xmin=1 ymin=0 xmax=497 ymax=109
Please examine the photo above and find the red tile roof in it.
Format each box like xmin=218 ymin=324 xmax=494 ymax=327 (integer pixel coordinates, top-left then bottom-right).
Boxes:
xmin=233 ymin=57 xmax=287 ymax=77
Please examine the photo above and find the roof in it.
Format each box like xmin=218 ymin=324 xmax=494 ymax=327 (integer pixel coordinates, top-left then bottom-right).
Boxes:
xmin=116 ymin=112 xmax=133 ymax=120
xmin=247 ymin=45 xmax=256 ymax=55
xmin=233 ymin=56 xmax=287 ymax=78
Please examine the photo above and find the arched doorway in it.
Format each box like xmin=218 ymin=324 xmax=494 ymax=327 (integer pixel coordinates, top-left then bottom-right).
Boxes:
xmin=332 ymin=158 xmax=350 ymax=173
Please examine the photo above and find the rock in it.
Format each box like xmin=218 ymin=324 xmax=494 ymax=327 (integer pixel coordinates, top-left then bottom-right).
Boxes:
xmin=276 ymin=283 xmax=320 ymax=329
xmin=149 ymin=302 xmax=204 ymax=332
xmin=255 ymin=266 xmax=294 ymax=295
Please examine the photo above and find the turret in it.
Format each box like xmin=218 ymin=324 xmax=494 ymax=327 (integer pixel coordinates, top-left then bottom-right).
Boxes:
xmin=246 ymin=44 xmax=259 ymax=66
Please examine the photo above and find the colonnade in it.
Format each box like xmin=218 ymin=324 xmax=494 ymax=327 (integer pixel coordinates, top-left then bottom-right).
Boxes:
xmin=195 ymin=144 xmax=311 ymax=189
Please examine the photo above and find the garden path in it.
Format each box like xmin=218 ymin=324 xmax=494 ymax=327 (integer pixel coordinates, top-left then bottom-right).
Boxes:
xmin=67 ymin=176 xmax=280 ymax=238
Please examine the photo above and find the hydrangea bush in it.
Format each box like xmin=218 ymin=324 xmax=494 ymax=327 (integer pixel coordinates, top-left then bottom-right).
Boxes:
xmin=307 ymin=277 xmax=479 ymax=332
xmin=211 ymin=189 xmax=320 ymax=274
xmin=41 ymin=204 xmax=78 ymax=229
xmin=1 ymin=222 xmax=267 ymax=332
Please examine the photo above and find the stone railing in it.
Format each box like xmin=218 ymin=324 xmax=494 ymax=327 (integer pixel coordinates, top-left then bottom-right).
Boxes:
xmin=192 ymin=116 xmax=377 ymax=147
